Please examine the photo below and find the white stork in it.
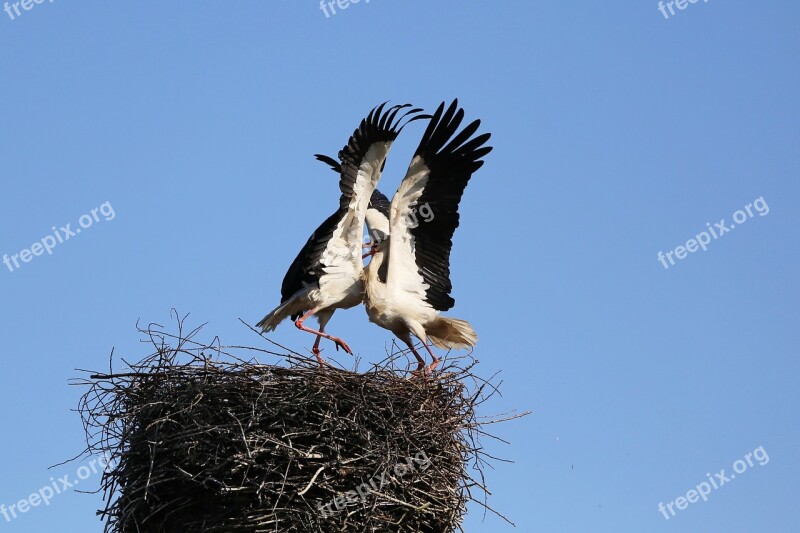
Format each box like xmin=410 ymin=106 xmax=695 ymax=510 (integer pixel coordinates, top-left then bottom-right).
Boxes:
xmin=256 ymin=103 xmax=426 ymax=365
xmin=363 ymin=100 xmax=492 ymax=373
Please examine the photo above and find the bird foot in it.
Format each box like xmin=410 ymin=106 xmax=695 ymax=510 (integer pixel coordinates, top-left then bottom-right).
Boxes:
xmin=411 ymin=367 xmax=428 ymax=379
xmin=410 ymin=362 xmax=440 ymax=379
xmin=331 ymin=337 xmax=353 ymax=355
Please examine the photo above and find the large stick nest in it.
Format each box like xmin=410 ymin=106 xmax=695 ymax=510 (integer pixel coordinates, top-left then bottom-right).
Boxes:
xmin=76 ymin=314 xmax=520 ymax=532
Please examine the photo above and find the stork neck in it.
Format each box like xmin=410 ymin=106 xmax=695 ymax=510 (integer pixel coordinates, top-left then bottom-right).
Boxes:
xmin=366 ymin=248 xmax=388 ymax=286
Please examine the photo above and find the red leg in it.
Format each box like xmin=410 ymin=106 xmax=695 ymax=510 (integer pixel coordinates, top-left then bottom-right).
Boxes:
xmin=295 ymin=310 xmax=352 ymax=359
xmin=311 ymin=333 xmax=326 ymax=366
xmin=422 ymin=342 xmax=440 ymax=374
xmin=405 ymin=342 xmax=427 ymax=375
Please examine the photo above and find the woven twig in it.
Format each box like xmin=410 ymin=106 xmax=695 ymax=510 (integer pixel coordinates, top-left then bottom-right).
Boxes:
xmin=75 ymin=312 xmax=524 ymax=532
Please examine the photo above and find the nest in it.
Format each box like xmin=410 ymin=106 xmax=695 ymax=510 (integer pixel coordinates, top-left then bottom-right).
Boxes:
xmin=77 ymin=314 xmax=520 ymax=532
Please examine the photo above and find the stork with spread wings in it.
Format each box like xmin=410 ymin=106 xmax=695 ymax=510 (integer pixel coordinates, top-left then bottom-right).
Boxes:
xmin=257 ymin=103 xmax=427 ymax=365
xmin=363 ymin=100 xmax=492 ymax=373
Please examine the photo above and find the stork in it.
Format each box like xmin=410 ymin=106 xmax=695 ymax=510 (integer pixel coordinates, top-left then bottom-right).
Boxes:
xmin=363 ymin=100 xmax=492 ymax=374
xmin=257 ymin=103 xmax=427 ymax=365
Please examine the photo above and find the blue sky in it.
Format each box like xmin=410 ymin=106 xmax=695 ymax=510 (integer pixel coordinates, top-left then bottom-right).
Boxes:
xmin=1 ymin=1 xmax=798 ymax=531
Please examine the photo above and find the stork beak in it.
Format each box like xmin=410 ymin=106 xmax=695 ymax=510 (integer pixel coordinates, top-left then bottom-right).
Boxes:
xmin=362 ymin=244 xmax=379 ymax=260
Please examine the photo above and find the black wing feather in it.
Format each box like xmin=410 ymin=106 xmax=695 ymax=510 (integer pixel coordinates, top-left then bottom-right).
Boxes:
xmin=335 ymin=103 xmax=428 ymax=210
xmin=409 ymin=99 xmax=492 ymax=311
xmin=279 ymin=210 xmax=342 ymax=318
xmin=314 ymin=153 xmax=341 ymax=174
xmin=369 ymin=189 xmax=391 ymax=219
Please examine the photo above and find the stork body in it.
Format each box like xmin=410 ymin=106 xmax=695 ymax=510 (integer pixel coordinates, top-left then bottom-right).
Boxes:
xmin=257 ymin=103 xmax=426 ymax=363
xmin=363 ymin=100 xmax=492 ymax=373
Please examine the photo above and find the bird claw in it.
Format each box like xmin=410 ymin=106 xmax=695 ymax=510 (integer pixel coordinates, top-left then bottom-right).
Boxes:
xmin=411 ymin=367 xmax=428 ymax=379
xmin=410 ymin=362 xmax=440 ymax=379
xmin=338 ymin=342 xmax=353 ymax=355
xmin=331 ymin=338 xmax=353 ymax=355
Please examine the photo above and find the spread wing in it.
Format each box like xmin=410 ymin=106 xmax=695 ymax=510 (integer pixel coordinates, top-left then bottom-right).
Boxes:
xmin=386 ymin=100 xmax=492 ymax=311
xmin=279 ymin=104 xmax=426 ymax=305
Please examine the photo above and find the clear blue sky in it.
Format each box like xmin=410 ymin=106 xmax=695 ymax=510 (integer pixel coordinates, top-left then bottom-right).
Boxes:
xmin=1 ymin=2 xmax=798 ymax=532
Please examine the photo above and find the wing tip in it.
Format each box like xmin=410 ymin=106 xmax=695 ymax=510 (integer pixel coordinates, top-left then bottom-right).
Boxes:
xmin=339 ymin=101 xmax=426 ymax=165
xmin=416 ymin=99 xmax=492 ymax=161
xmin=314 ymin=153 xmax=342 ymax=173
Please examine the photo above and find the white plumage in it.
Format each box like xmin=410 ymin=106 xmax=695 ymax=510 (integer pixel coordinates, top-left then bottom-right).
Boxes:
xmin=363 ymin=100 xmax=492 ymax=373
xmin=257 ymin=103 xmax=426 ymax=364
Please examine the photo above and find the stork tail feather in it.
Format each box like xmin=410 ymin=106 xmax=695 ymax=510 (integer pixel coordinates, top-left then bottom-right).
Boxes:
xmin=426 ymin=317 xmax=478 ymax=350
xmin=256 ymin=297 xmax=307 ymax=333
